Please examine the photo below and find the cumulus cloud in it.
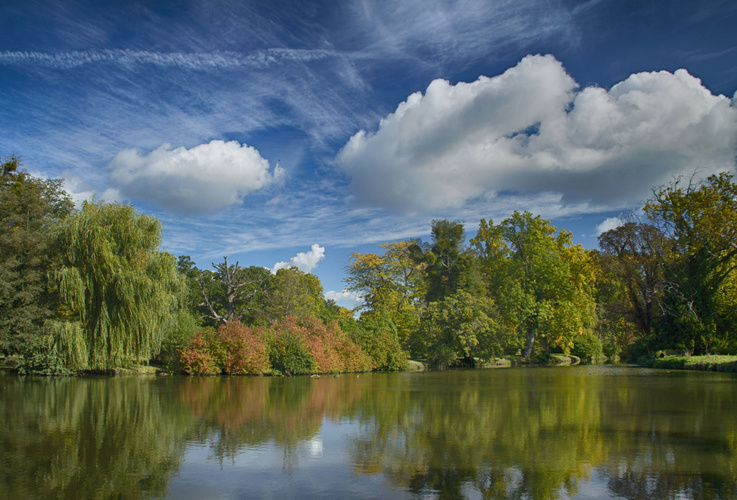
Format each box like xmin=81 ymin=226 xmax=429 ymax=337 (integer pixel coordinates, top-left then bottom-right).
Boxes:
xmin=109 ymin=140 xmax=283 ymax=213
xmin=325 ymin=290 xmax=365 ymax=310
xmin=61 ymin=175 xmax=122 ymax=207
xmin=337 ymin=54 xmax=737 ymax=213
xmin=595 ymin=217 xmax=623 ymax=236
xmin=271 ymin=244 xmax=326 ymax=273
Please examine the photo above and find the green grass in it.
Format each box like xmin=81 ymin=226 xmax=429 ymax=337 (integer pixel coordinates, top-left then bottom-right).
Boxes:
xmin=640 ymin=355 xmax=737 ymax=372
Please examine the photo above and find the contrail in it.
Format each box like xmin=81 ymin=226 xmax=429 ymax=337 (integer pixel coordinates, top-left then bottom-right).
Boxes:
xmin=0 ymin=48 xmax=340 ymax=70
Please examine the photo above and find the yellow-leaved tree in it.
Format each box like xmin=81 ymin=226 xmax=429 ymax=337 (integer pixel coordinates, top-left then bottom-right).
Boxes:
xmin=345 ymin=240 xmax=426 ymax=346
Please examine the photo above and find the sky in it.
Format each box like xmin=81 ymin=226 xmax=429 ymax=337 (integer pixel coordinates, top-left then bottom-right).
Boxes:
xmin=1 ymin=0 xmax=736 ymax=309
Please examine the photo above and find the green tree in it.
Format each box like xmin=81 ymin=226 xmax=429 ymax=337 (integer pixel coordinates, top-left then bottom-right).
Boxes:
xmin=414 ymin=220 xmax=477 ymax=303
xmin=345 ymin=240 xmax=425 ymax=345
xmin=350 ymin=314 xmax=408 ymax=371
xmin=0 ymin=156 xmax=73 ymax=365
xmin=265 ymin=267 xmax=325 ymax=322
xmin=597 ymin=221 xmax=668 ymax=357
xmin=412 ymin=291 xmax=500 ymax=368
xmin=46 ymin=201 xmax=181 ymax=371
xmin=472 ymin=212 xmax=597 ymax=360
xmin=644 ymin=172 xmax=737 ymax=354
xmin=197 ymin=257 xmax=271 ymax=325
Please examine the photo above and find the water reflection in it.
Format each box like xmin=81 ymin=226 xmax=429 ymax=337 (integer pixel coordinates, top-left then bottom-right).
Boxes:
xmin=1 ymin=367 xmax=736 ymax=499
xmin=180 ymin=376 xmax=366 ymax=468
xmin=344 ymin=368 xmax=737 ymax=499
xmin=0 ymin=376 xmax=189 ymax=499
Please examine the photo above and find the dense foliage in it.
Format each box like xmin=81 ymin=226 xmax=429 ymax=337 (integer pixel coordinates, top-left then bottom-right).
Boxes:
xmin=46 ymin=201 xmax=182 ymax=371
xmin=0 ymin=158 xmax=74 ymax=371
xmin=2 ymin=149 xmax=736 ymax=373
xmin=179 ymin=318 xmax=377 ymax=375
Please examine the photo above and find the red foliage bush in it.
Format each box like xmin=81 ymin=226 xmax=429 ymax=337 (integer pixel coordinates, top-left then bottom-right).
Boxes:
xmin=218 ymin=322 xmax=269 ymax=375
xmin=274 ymin=317 xmax=373 ymax=373
xmin=180 ymin=317 xmax=373 ymax=375
xmin=179 ymin=330 xmax=220 ymax=375
xmin=179 ymin=322 xmax=269 ymax=375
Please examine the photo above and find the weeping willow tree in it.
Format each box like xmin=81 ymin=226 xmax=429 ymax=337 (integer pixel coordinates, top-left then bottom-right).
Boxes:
xmin=47 ymin=201 xmax=181 ymax=370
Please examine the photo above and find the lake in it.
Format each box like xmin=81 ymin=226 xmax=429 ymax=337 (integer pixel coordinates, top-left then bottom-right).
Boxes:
xmin=2 ymin=365 xmax=736 ymax=499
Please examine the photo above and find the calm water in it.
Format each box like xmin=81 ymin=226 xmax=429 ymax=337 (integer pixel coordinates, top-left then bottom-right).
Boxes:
xmin=2 ymin=366 xmax=737 ymax=499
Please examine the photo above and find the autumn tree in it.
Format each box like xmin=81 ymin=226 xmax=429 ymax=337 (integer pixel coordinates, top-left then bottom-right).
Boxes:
xmin=345 ymin=240 xmax=425 ymax=344
xmin=47 ymin=201 xmax=181 ymax=370
xmin=644 ymin=172 xmax=737 ymax=354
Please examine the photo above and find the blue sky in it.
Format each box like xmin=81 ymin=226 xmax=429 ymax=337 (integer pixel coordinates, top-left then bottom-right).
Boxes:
xmin=1 ymin=0 xmax=736 ymax=308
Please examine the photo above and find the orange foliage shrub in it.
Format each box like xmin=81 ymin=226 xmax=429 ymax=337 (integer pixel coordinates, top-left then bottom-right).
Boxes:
xmin=272 ymin=317 xmax=373 ymax=374
xmin=180 ymin=317 xmax=374 ymax=375
xmin=179 ymin=330 xmax=220 ymax=375
xmin=179 ymin=322 xmax=269 ymax=375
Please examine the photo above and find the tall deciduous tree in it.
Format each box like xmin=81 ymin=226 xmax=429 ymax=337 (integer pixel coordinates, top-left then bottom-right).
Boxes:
xmin=472 ymin=212 xmax=597 ymax=360
xmin=597 ymin=222 xmax=667 ymax=341
xmin=412 ymin=291 xmax=500 ymax=368
xmin=265 ymin=267 xmax=325 ymax=322
xmin=345 ymin=240 xmax=425 ymax=344
xmin=47 ymin=201 xmax=180 ymax=370
xmin=0 ymin=156 xmax=73 ymax=363
xmin=416 ymin=220 xmax=477 ymax=303
xmin=644 ymin=172 xmax=737 ymax=354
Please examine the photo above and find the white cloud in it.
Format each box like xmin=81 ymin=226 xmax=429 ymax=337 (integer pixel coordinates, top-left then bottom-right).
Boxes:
xmin=595 ymin=217 xmax=623 ymax=236
xmin=337 ymin=54 xmax=737 ymax=213
xmin=271 ymin=244 xmax=326 ymax=273
xmin=61 ymin=175 xmax=121 ymax=207
xmin=108 ymin=140 xmax=283 ymax=213
xmin=325 ymin=290 xmax=365 ymax=310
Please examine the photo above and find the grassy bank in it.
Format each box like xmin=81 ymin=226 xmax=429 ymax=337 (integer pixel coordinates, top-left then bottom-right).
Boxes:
xmin=639 ymin=355 xmax=737 ymax=373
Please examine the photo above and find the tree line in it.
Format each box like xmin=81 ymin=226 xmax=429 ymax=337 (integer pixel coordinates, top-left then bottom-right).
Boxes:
xmin=2 ymin=153 xmax=736 ymax=374
xmin=347 ymin=172 xmax=737 ymax=366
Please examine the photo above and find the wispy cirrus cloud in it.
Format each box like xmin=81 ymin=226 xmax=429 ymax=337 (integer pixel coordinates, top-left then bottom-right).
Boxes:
xmin=342 ymin=0 xmax=577 ymax=68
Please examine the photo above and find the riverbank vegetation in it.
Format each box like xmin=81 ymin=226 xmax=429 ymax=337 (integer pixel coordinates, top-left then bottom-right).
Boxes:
xmin=640 ymin=354 xmax=737 ymax=372
xmin=2 ymin=152 xmax=737 ymax=375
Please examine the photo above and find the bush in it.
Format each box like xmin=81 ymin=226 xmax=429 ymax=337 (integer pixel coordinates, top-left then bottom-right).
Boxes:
xmin=156 ymin=310 xmax=199 ymax=372
xmin=179 ymin=321 xmax=269 ymax=375
xmin=622 ymin=336 xmax=655 ymax=363
xmin=218 ymin=322 xmax=270 ymax=375
xmin=180 ymin=316 xmax=379 ymax=375
xmin=351 ymin=316 xmax=408 ymax=371
xmin=571 ymin=333 xmax=604 ymax=362
xmin=268 ymin=328 xmax=314 ymax=375
xmin=179 ymin=330 xmax=219 ymax=375
xmin=271 ymin=317 xmax=373 ymax=374
xmin=427 ymin=344 xmax=457 ymax=370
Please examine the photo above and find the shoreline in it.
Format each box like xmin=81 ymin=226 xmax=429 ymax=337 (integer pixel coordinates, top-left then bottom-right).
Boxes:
xmin=638 ymin=355 xmax=737 ymax=373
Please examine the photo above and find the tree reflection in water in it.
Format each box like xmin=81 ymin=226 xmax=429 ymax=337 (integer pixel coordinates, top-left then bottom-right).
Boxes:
xmin=2 ymin=367 xmax=736 ymax=499
xmin=179 ymin=375 xmax=366 ymax=470
xmin=0 ymin=376 xmax=189 ymax=499
xmin=343 ymin=368 xmax=737 ymax=499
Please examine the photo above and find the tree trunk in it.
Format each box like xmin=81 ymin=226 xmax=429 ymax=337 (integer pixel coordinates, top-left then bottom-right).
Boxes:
xmin=522 ymin=327 xmax=536 ymax=360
